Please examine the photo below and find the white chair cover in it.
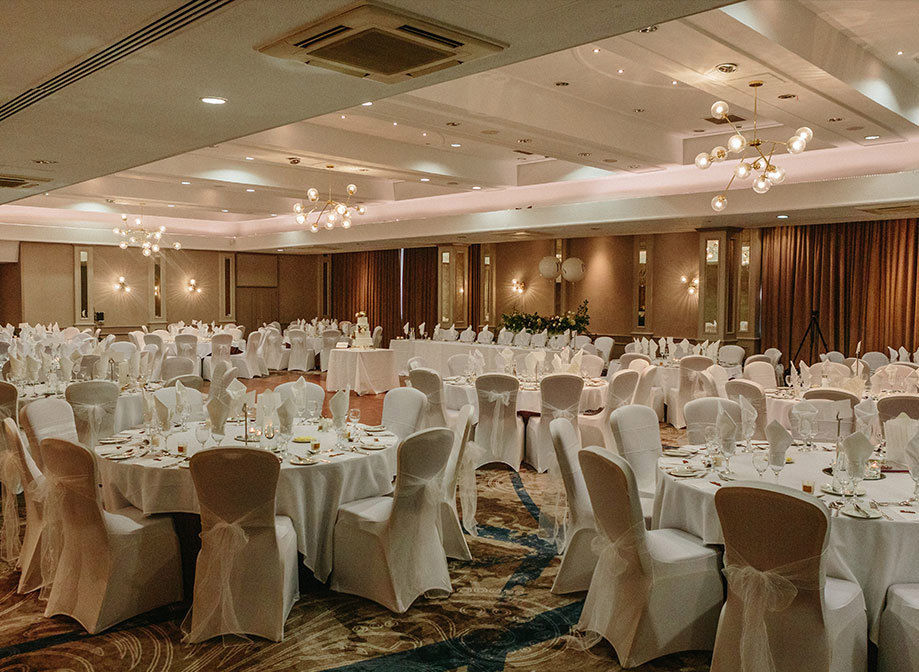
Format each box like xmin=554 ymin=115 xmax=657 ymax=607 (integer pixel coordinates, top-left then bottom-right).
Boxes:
xmin=525 ymin=374 xmax=583 ymax=473
xmin=667 ymin=355 xmax=714 ymax=429
xmin=472 ymin=374 xmax=524 ymax=471
xmin=609 ymin=405 xmax=661 ymax=500
xmin=331 ymin=428 xmax=453 ymax=613
xmin=263 ymin=328 xmax=287 ymax=371
xmin=160 ymin=356 xmax=195 ymax=382
xmin=19 ymin=397 xmax=79 ymax=470
xmin=724 ymin=379 xmax=768 ymax=441
xmin=578 ymin=369 xmax=638 ymax=453
xmin=205 ymin=333 xmax=233 ymax=380
xmin=174 ymin=334 xmax=198 ymax=362
xmin=513 ymin=330 xmax=531 ymax=347
xmin=319 ymin=329 xmax=341 ymax=372
xmin=476 ymin=329 xmax=494 ymax=344
xmin=381 ymin=387 xmax=426 ymax=441
xmin=184 ymin=448 xmax=298 ymax=642
xmin=439 ymin=405 xmax=478 ymax=560
xmin=447 ymin=354 xmax=473 ymax=377
xmin=231 ymin=331 xmax=263 ymax=379
xmin=286 ymin=329 xmax=313 ymax=372
xmin=745 ymin=360 xmax=778 ymax=389
xmin=684 ymin=397 xmax=742 ymax=444
xmin=408 ymin=368 xmax=449 ymax=430
xmin=3 ymin=418 xmax=44 ymax=593
xmin=65 ymin=381 xmax=118 ymax=450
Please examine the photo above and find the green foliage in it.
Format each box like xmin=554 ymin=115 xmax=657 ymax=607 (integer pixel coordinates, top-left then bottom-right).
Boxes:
xmin=500 ymin=299 xmax=590 ymax=335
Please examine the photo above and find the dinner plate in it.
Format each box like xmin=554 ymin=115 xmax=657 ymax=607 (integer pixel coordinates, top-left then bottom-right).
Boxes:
xmin=361 ymin=425 xmax=387 ymax=433
xmin=667 ymin=467 xmax=707 ymax=478
xmin=840 ymin=504 xmax=882 ymax=519
xmin=360 ymin=439 xmax=389 ymax=450
xmin=663 ymin=448 xmax=694 ymax=457
xmin=289 ymin=456 xmax=317 ymax=466
xmin=98 ymin=437 xmax=125 ymax=445
xmin=820 ymin=483 xmax=866 ymax=496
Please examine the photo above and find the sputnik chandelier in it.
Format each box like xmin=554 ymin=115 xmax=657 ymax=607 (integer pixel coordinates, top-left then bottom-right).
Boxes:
xmin=293 ymin=183 xmax=366 ymax=233
xmin=695 ymin=80 xmax=813 ymax=212
xmin=113 ymin=212 xmax=181 ymax=255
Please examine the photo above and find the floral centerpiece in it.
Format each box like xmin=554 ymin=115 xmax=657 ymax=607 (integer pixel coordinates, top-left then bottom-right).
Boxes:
xmin=501 ymin=299 xmax=590 ymax=335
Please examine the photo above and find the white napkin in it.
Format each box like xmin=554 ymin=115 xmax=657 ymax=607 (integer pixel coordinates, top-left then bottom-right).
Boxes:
xmin=885 ymin=413 xmax=919 ymax=465
xmin=500 ymin=347 xmax=514 ymax=368
xmin=716 ymin=403 xmax=737 ymax=449
xmin=889 ymin=347 xmax=899 ymax=362
xmin=799 ymin=362 xmax=811 ymax=388
xmin=853 ymin=399 xmax=879 ymax=439
xmin=738 ymin=395 xmax=757 ymax=439
xmin=473 ymin=350 xmax=486 ymax=375
xmin=256 ymin=389 xmax=281 ymax=429
xmin=277 ymin=396 xmax=296 ymax=434
xmin=329 ymin=389 xmax=349 ymax=427
xmin=843 ymin=431 xmax=874 ymax=479
xmin=568 ymin=349 xmax=583 ymax=374
xmin=525 ymin=352 xmax=538 ymax=378
xmin=552 ymin=354 xmax=564 ymax=373
xmin=403 ymin=322 xmax=410 ymax=336
xmin=765 ymin=420 xmax=793 ymax=467
xmin=225 ymin=378 xmax=248 ymax=418
xmin=206 ymin=394 xmax=229 ymax=434
xmin=154 ymin=395 xmax=172 ymax=429
xmin=649 ymin=340 xmax=658 ymax=359
xmin=899 ymin=346 xmax=910 ymax=362
xmin=905 ymin=428 xmax=919 ymax=474
xmin=419 ymin=322 xmax=426 ymax=338
xmin=789 ymin=400 xmax=819 ymax=438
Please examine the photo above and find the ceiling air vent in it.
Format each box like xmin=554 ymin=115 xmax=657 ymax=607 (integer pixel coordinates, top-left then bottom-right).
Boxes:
xmin=857 ymin=202 xmax=919 ymax=217
xmin=0 ymin=174 xmax=51 ymax=189
xmin=258 ymin=1 xmax=506 ymax=84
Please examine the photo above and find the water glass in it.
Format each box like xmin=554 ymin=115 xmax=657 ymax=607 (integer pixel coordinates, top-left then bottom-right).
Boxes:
xmin=909 ymin=464 xmax=919 ymax=503
xmin=195 ymin=423 xmax=210 ymax=449
xmin=349 ymin=408 xmax=361 ymax=426
xmin=769 ymin=452 xmax=785 ymax=482
xmin=752 ymin=452 xmax=769 ymax=479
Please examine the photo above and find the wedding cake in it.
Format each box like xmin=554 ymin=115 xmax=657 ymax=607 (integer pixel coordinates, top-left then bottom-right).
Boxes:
xmin=352 ymin=312 xmax=374 ymax=348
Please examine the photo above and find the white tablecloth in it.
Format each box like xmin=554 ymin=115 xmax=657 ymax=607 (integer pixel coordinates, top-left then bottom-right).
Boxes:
xmin=652 ymin=445 xmax=919 ymax=641
xmin=21 ymin=387 xmax=144 ymax=433
xmin=95 ymin=422 xmax=398 ymax=582
xmin=391 ymin=339 xmax=563 ymax=377
xmin=326 ymin=348 xmax=400 ymax=395
xmin=443 ymin=379 xmax=608 ymax=417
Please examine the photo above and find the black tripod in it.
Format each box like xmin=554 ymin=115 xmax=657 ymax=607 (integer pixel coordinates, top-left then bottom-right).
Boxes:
xmin=792 ymin=310 xmax=830 ymax=365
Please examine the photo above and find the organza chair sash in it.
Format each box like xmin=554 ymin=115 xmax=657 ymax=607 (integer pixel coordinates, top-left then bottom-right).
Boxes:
xmin=481 ymin=390 xmax=511 ymax=450
xmin=457 ymin=441 xmax=485 ymax=536
xmin=537 ymin=401 xmax=580 ymax=551
xmin=70 ymin=400 xmax=116 ymax=450
xmin=33 ymin=473 xmax=98 ymax=600
xmin=0 ymin=449 xmax=21 ymax=562
xmin=182 ymin=500 xmax=276 ymax=642
xmin=722 ymin=545 xmax=826 ymax=672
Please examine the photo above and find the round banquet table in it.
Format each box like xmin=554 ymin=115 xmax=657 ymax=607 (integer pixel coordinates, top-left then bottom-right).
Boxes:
xmin=20 ymin=384 xmax=145 ymax=432
xmin=652 ymin=443 xmax=919 ymax=641
xmin=443 ymin=377 xmax=608 ymax=419
xmin=326 ymin=348 xmax=400 ymax=396
xmin=94 ymin=421 xmax=398 ymax=582
xmin=765 ymin=390 xmax=800 ymax=428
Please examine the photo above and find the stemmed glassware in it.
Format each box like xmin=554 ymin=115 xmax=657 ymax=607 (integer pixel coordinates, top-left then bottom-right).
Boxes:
xmin=908 ymin=462 xmax=919 ymax=503
xmin=799 ymin=417 xmax=817 ymax=452
xmin=847 ymin=456 xmax=867 ymax=508
xmin=769 ymin=450 xmax=785 ymax=482
xmin=702 ymin=425 xmax=719 ymax=471
xmin=718 ymin=433 xmax=736 ymax=476
xmin=307 ymin=400 xmax=320 ymax=426
xmin=752 ymin=451 xmax=769 ymax=479
xmin=195 ymin=422 xmax=210 ymax=450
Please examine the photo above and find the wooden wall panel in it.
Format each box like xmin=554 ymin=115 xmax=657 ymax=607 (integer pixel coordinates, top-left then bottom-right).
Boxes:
xmin=20 ymin=242 xmax=74 ymax=326
xmin=236 ymin=287 xmax=279 ymax=330
xmin=278 ymin=255 xmax=319 ymax=323
xmin=236 ymin=253 xmax=278 ymax=287
xmin=0 ymin=263 xmax=22 ymax=325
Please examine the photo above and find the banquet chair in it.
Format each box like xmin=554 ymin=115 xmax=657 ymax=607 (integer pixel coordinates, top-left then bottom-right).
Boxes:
xmin=877 ymin=395 xmax=919 ymax=423
xmin=803 ymin=388 xmax=860 ymax=415
xmin=263 ymin=329 xmax=289 ymax=371
xmin=763 ymin=347 xmax=784 ymax=378
xmin=473 ymin=374 xmax=525 ymax=471
xmin=108 ymin=341 xmax=137 ymax=361
xmin=458 ymin=327 xmax=475 ymax=343
xmin=579 ymin=369 xmax=638 ymax=453
xmin=274 ymin=380 xmax=325 ymax=414
xmin=78 ymin=354 xmax=101 ymax=380
xmin=795 ymin=397 xmax=855 ymax=441
xmin=549 ymin=418 xmax=597 ymax=594
xmin=39 ymin=438 xmax=183 ymax=634
xmin=628 ymin=358 xmax=650 ymax=372
xmin=872 ymin=364 xmax=917 ymax=393
xmin=128 ymin=330 xmax=145 ymax=351
xmin=185 ymin=448 xmax=298 ymax=642
xmin=20 ymin=398 xmax=79 ymax=470
xmin=744 ymin=354 xmax=772 ymax=366
xmin=631 ymin=364 xmax=659 ymax=410
xmin=808 ymin=360 xmax=852 ymax=384
xmin=381 ymin=387 xmax=426 ymax=441
xmin=609 ymin=405 xmax=661 ymax=520
xmin=162 ymin=374 xmax=204 ymax=390
xmin=723 ymin=379 xmax=767 ymax=440
xmin=255 ymin=329 xmax=271 ymax=376
xmin=447 ymin=354 xmax=473 ymax=378
xmin=579 ymin=342 xmax=600 ymax=357
xmin=65 ymin=381 xmax=118 ymax=449
xmin=372 ymin=326 xmax=383 ymax=349
xmin=332 ymin=427 xmax=453 ymax=613
xmin=820 ymin=350 xmax=846 ymax=363
xmin=718 ymin=344 xmax=745 ymax=377
xmin=879 ymin=584 xmax=919 ymax=672
xmin=580 ymin=353 xmax=604 ymax=378
xmin=711 ymin=483 xmax=867 ymax=672
xmin=683 ymin=397 xmax=742 ymax=444
xmin=143 ymin=333 xmax=165 ymax=379
xmin=513 ymin=330 xmax=532 ymax=347
xmin=525 ymin=374 xmax=583 ymax=473
xmin=862 ymin=351 xmax=889 ymax=372
xmin=440 ymin=405 xmax=475 ymax=561
xmin=577 ymin=447 xmax=722 ymax=667
xmin=705 ymin=364 xmax=729 ymax=397
xmin=476 ymin=328 xmax=494 ymax=344
xmin=0 ymin=380 xmax=17 ymax=424
xmin=231 ymin=331 xmax=263 ymax=379
xmin=203 ymin=333 xmax=233 ymax=380
xmin=2 ymin=418 xmax=44 ymax=593
xmin=408 ymin=368 xmax=453 ymax=430
xmin=573 ymin=335 xmax=592 ymax=350
xmin=153 ymin=386 xmax=206 ymax=421
xmin=339 ymin=321 xmax=353 ymax=338
xmin=160 ymin=356 xmax=195 ymax=382
xmin=530 ymin=330 xmax=548 ymax=348
xmin=174 ymin=334 xmax=198 ymax=363
xmin=319 ymin=329 xmax=341 ymax=372
xmin=619 ymin=353 xmax=651 ymax=370
xmin=406 ymin=356 xmax=428 ymax=372
xmin=286 ymin=329 xmax=313 ymax=372
xmin=843 ymin=357 xmax=870 ymax=376
xmin=666 ymin=355 xmax=714 ymax=429
xmin=744 ymin=360 xmax=778 ymax=389
xmin=623 ymin=341 xmax=639 ymax=354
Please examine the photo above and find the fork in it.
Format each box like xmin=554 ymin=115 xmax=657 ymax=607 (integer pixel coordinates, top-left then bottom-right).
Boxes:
xmin=869 ymin=501 xmax=893 ymax=521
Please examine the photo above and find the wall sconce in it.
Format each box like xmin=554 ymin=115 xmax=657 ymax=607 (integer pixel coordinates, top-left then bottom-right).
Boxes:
xmin=186 ymin=278 xmax=202 ymax=293
xmin=681 ymin=275 xmax=699 ymax=295
xmin=113 ymin=276 xmax=131 ymax=293
xmin=511 ymin=278 xmax=525 ymax=294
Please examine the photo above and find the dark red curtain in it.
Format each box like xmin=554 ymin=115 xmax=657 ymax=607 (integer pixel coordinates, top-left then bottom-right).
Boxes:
xmin=330 ymin=250 xmax=401 ymax=345
xmin=402 ymin=247 xmax=438 ymax=331
xmin=761 ymin=219 xmax=919 ymax=365
xmin=467 ymin=243 xmax=482 ymax=329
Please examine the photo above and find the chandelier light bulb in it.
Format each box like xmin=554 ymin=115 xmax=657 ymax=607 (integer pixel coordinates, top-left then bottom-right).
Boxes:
xmin=795 ymin=126 xmax=814 ymax=143
xmin=154 ymin=232 xmax=162 ymax=240
xmin=151 ymin=244 xmax=160 ymax=253
xmin=119 ymin=241 xmax=127 ymax=249
xmin=342 ymin=219 xmax=351 ymax=228
xmin=142 ymin=241 xmax=151 ymax=248
xmin=688 ymin=286 xmax=696 ymax=295
xmin=159 ymin=226 xmax=166 ymax=232
xmin=346 ymin=184 xmax=357 ymax=195
xmin=734 ymin=162 xmax=752 ymax=179
xmin=335 ymin=204 xmax=346 ymax=215
xmin=129 ymin=236 xmax=136 ymax=243
xmin=173 ymin=242 xmax=181 ymax=250
xmin=135 ymin=217 xmax=141 ymax=226
xmin=753 ymin=176 xmax=772 ymax=194
xmin=325 ymin=220 xmax=334 ymax=229
xmin=113 ymin=228 xmax=120 ymax=234
xmin=328 ymin=212 xmax=337 ymax=223
xmin=310 ymin=224 xmax=319 ymax=233
xmin=357 ymin=205 xmax=366 ymax=215
xmin=307 ymin=188 xmax=319 ymax=202
xmin=296 ymin=214 xmax=306 ymax=225
xmin=752 ymin=157 xmax=767 ymax=171
xmin=121 ymin=214 xmax=128 ymax=221
xmin=727 ymin=134 xmax=746 ymax=153
xmin=711 ymin=146 xmax=728 ymax=161
xmin=787 ymin=136 xmax=806 ymax=154
xmin=143 ymin=248 xmax=152 ymax=256
xmin=694 ymin=152 xmax=713 ymax=169
xmin=711 ymin=100 xmax=729 ymax=118
xmin=293 ymin=202 xmax=303 ymax=214
xmin=711 ymin=194 xmax=727 ymax=212
xmin=765 ymin=165 xmax=786 ymax=184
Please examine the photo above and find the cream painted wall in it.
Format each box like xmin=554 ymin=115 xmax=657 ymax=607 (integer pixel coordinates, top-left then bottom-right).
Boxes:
xmin=566 ymin=236 xmax=633 ymax=336
xmin=94 ymin=246 xmax=152 ymax=328
xmin=653 ymin=231 xmax=700 ymax=339
xmin=494 ymin=239 xmax=556 ymax=321
xmin=20 ymin=242 xmax=74 ymax=326
xmin=162 ymin=249 xmax=222 ymax=325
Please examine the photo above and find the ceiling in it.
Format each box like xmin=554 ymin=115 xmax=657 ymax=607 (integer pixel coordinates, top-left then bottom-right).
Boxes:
xmin=3 ymin=0 xmax=919 ymax=254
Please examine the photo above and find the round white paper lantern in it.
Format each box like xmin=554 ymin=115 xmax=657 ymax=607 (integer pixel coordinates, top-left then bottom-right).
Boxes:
xmin=561 ymin=257 xmax=585 ymax=282
xmin=538 ymin=255 xmax=561 ymax=279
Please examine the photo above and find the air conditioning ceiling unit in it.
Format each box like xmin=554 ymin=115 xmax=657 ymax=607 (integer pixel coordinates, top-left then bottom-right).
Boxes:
xmin=0 ymin=174 xmax=51 ymax=189
xmin=259 ymin=1 xmax=506 ymax=84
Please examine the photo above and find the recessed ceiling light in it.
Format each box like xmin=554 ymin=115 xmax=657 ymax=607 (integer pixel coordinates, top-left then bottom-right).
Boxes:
xmin=715 ymin=63 xmax=738 ymax=74
xmin=392 ymin=122 xmax=398 ymax=126
xmin=693 ymin=129 xmax=705 ymax=133
xmin=671 ymin=80 xmax=678 ymax=85
xmin=221 ymin=209 xmax=228 ymax=212
xmin=446 ymin=121 xmax=461 ymax=126
xmin=777 ymin=214 xmax=789 ymax=219
xmin=617 ymin=68 xmax=624 ymax=74
xmin=777 ymin=93 xmax=797 ymax=100
xmin=865 ymin=134 xmax=880 ymax=140
xmin=897 ymin=50 xmax=904 ymax=56
xmin=592 ymin=48 xmax=600 ymax=53
xmin=277 ymin=248 xmax=284 ymax=252
xmin=420 ymin=178 xmax=430 ymax=182
xmin=827 ymin=117 xmax=843 ymax=122
xmin=577 ymin=152 xmax=591 ymax=157
xmin=638 ymin=25 xmax=658 ymax=33
xmin=167 ymin=204 xmax=175 ymax=208
xmin=246 ymin=188 xmax=255 ymax=192
xmin=517 ymin=138 xmax=531 ymax=144
xmin=340 ymin=115 xmax=346 ymax=119
xmin=361 ymin=101 xmax=373 ymax=106
xmin=602 ymin=158 xmax=618 ymax=163
xmin=450 ymin=143 xmax=461 ymax=147
xmin=422 ymin=132 xmax=427 ymax=137
xmin=181 ymin=181 xmax=190 ymax=185
xmin=447 ymin=181 xmax=458 ymax=185
xmin=270 ymin=214 xmax=277 ymax=217
xmin=472 ymin=186 xmax=482 ymax=190
xmin=628 ymin=164 xmax=641 ymax=169
xmin=480 ymin=129 xmax=499 ymax=135
xmin=555 ymin=81 xmax=569 ymax=87
xmin=245 ymin=156 xmax=254 ymax=161
xmin=633 ymin=108 xmax=645 ymax=113
xmin=846 ymin=125 xmax=865 ymax=131
xmin=32 ymin=159 xmax=57 ymax=165
xmin=200 ymin=96 xmax=227 ymax=105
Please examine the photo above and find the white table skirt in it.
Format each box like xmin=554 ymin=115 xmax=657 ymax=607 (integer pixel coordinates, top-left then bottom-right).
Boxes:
xmin=21 ymin=388 xmax=143 ymax=434
xmin=326 ymin=348 xmax=400 ymax=395
xmin=652 ymin=445 xmax=919 ymax=641
xmin=96 ymin=423 xmax=398 ymax=582
xmin=444 ymin=380 xmax=608 ymax=416
xmin=766 ymin=394 xmax=799 ymax=429
xmin=391 ymin=339 xmax=565 ymax=377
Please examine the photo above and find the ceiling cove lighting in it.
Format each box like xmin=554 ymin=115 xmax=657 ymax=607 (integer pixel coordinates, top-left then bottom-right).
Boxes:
xmin=697 ymin=81 xmax=812 ymax=212
xmin=200 ymin=96 xmax=227 ymax=105
xmin=293 ymin=184 xmax=365 ymax=233
xmin=113 ymin=212 xmax=180 ymax=255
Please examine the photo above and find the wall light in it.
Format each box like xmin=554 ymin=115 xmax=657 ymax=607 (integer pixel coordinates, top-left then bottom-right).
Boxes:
xmin=681 ymin=275 xmax=699 ymax=295
xmin=186 ymin=278 xmax=202 ymax=294
xmin=113 ymin=276 xmax=131 ymax=293
xmin=511 ymin=278 xmax=525 ymax=294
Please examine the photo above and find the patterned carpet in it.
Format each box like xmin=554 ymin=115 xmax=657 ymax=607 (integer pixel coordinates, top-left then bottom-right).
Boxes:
xmin=0 ymin=413 xmax=710 ymax=671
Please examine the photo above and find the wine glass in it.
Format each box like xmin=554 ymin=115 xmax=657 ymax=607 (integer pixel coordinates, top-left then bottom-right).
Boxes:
xmin=847 ymin=456 xmax=867 ymax=508
xmin=769 ymin=450 xmax=785 ymax=482
xmin=719 ymin=434 xmax=736 ymax=476
xmin=210 ymin=424 xmax=225 ymax=448
xmin=908 ymin=462 xmax=919 ymax=503
xmin=349 ymin=408 xmax=361 ymax=428
xmin=752 ymin=451 xmax=769 ymax=479
xmin=195 ymin=422 xmax=210 ymax=449
xmin=742 ymin=420 xmax=755 ymax=454
xmin=263 ymin=421 xmax=276 ymax=450
xmin=307 ymin=400 xmax=320 ymax=425
xmin=799 ymin=416 xmax=816 ymax=452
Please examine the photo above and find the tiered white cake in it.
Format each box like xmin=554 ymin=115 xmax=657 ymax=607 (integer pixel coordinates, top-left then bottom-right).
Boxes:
xmin=352 ymin=314 xmax=374 ymax=348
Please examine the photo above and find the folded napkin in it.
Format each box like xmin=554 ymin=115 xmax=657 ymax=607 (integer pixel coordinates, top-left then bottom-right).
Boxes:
xmin=473 ymin=350 xmax=486 ymax=375
xmin=843 ymin=431 xmax=874 ymax=479
xmin=765 ymin=420 xmax=793 ymax=467
xmin=738 ymin=395 xmax=757 ymax=440
xmin=256 ymin=389 xmax=281 ymax=430
xmin=26 ymin=355 xmax=41 ymax=383
xmin=277 ymin=396 xmax=296 ymax=435
xmin=154 ymin=395 xmax=172 ymax=429
xmin=329 ymin=388 xmax=349 ymax=427
xmin=403 ymin=322 xmax=410 ymax=336
xmin=206 ymin=394 xmax=229 ymax=435
xmin=433 ymin=325 xmax=442 ymax=340
xmin=525 ymin=352 xmax=538 ymax=378
xmin=906 ymin=369 xmax=919 ymax=394
xmin=568 ymin=349 xmax=583 ymax=374
xmin=885 ymin=412 xmax=919 ymax=465
xmin=649 ymin=340 xmax=658 ymax=359
xmin=789 ymin=400 xmax=819 ymax=439
xmin=640 ymin=337 xmax=649 ymax=355
xmin=889 ymin=346 xmax=899 ymax=362
xmin=225 ymin=378 xmax=248 ymax=417
xmin=900 ymin=346 xmax=910 ymax=362
xmin=716 ymin=403 xmax=737 ymax=450
xmin=552 ymin=353 xmax=564 ymax=373
xmin=500 ymin=347 xmax=514 ymax=367
xmin=419 ymin=322 xmax=426 ymax=338
xmin=658 ymin=337 xmax=666 ymax=357
xmin=799 ymin=362 xmax=811 ymax=388
xmin=853 ymin=399 xmax=878 ymax=439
